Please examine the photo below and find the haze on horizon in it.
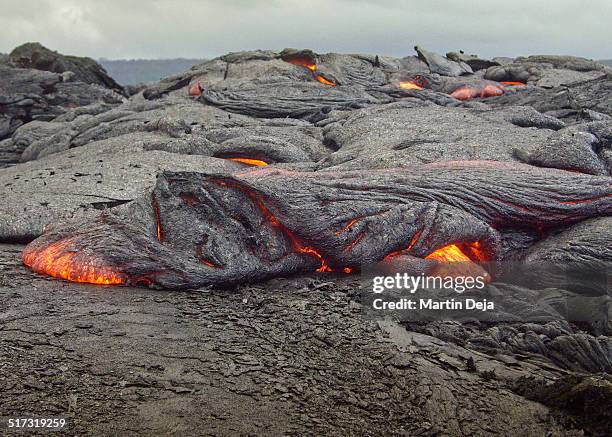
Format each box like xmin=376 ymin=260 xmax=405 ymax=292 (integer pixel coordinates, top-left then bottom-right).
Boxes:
xmin=0 ymin=0 xmax=610 ymax=61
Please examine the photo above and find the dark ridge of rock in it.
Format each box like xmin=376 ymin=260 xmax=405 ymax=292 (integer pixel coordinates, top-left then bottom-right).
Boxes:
xmin=316 ymin=103 xmax=567 ymax=170
xmin=515 ymin=55 xmax=610 ymax=73
xmin=22 ymin=162 xmax=611 ymax=289
xmin=12 ymin=94 xmax=327 ymax=165
xmin=486 ymin=73 xmax=612 ymax=122
xmin=407 ymin=320 xmax=611 ymax=373
xmin=0 ymin=138 xmax=242 ymax=242
xmin=199 ymin=78 xmax=385 ymax=119
xmin=415 ymin=45 xmax=473 ymax=77
xmin=518 ymin=121 xmax=611 ymax=175
xmin=0 ymin=63 xmax=124 ymax=146
xmin=523 ymin=217 xmax=612 ymax=280
xmin=446 ymin=51 xmax=500 ymax=71
xmin=515 ymin=374 xmax=612 ymax=436
xmin=9 ymin=42 xmax=124 ymax=93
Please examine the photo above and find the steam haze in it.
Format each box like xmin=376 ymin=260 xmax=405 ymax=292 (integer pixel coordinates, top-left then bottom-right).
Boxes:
xmin=0 ymin=0 xmax=610 ymax=60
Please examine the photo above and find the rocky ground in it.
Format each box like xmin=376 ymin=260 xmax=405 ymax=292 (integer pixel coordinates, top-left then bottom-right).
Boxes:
xmin=1 ymin=244 xmax=609 ymax=436
xmin=0 ymin=43 xmax=610 ymax=435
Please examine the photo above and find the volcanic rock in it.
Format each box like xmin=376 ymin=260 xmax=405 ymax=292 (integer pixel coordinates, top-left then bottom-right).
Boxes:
xmin=487 ymin=73 xmax=612 ymax=122
xmin=446 ymin=50 xmax=500 ymax=71
xmin=415 ymin=45 xmax=473 ymax=76
xmin=0 ymin=64 xmax=123 ymax=146
xmin=317 ymin=102 xmax=566 ymax=170
xmin=0 ymin=137 xmax=241 ymax=242
xmin=9 ymin=42 xmax=123 ymax=92
xmin=22 ymin=162 xmax=611 ymax=288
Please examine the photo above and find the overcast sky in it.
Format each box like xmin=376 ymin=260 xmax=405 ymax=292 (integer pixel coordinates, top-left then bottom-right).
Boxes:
xmin=1 ymin=0 xmax=610 ymax=60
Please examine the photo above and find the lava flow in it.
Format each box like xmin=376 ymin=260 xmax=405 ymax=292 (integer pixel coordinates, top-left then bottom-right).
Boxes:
xmin=22 ymin=239 xmax=125 ymax=285
xmin=425 ymin=242 xmax=491 ymax=281
xmin=450 ymin=84 xmax=504 ymax=100
xmin=425 ymin=243 xmax=473 ymax=262
xmin=398 ymin=81 xmax=423 ymax=90
xmin=225 ymin=157 xmax=269 ymax=166
xmin=284 ymin=57 xmax=336 ymax=86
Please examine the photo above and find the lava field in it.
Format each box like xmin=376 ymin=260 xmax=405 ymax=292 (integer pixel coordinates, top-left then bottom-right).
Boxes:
xmin=0 ymin=43 xmax=610 ymax=435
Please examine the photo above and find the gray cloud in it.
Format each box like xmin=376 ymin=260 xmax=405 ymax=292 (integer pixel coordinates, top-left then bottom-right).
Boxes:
xmin=0 ymin=0 xmax=610 ymax=60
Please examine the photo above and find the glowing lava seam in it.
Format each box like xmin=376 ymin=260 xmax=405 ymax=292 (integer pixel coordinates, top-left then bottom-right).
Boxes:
xmin=284 ymin=58 xmax=336 ymax=86
xmin=224 ymin=158 xmax=269 ymax=166
xmin=22 ymin=239 xmax=125 ymax=285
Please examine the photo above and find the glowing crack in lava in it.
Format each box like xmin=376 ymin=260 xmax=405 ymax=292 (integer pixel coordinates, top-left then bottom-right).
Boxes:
xmin=451 ymin=84 xmax=504 ymax=100
xmin=212 ymin=178 xmax=334 ymax=272
xmin=314 ymin=75 xmax=336 ymax=86
xmin=425 ymin=243 xmax=473 ymax=263
xmin=224 ymin=158 xmax=269 ymax=166
xmin=284 ymin=57 xmax=336 ymax=86
xmin=22 ymin=239 xmax=125 ymax=285
xmin=425 ymin=242 xmax=491 ymax=282
xmin=398 ymin=81 xmax=423 ymax=90
xmin=499 ymin=81 xmax=526 ymax=86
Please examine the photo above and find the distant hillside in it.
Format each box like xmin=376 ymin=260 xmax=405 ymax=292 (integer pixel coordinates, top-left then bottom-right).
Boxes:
xmin=99 ymin=58 xmax=206 ymax=85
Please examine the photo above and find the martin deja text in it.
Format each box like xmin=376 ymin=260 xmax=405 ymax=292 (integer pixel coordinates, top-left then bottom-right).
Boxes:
xmin=373 ymin=298 xmax=494 ymax=312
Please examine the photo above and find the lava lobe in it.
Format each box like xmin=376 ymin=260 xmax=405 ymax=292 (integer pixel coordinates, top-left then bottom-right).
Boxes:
xmin=22 ymin=161 xmax=611 ymax=289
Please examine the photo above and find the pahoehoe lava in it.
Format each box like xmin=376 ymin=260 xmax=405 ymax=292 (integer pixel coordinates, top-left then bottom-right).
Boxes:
xmin=22 ymin=161 xmax=611 ymax=289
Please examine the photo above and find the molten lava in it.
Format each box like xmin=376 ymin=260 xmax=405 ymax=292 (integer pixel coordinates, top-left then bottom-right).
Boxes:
xmin=22 ymin=239 xmax=125 ymax=285
xmin=151 ymin=193 xmax=163 ymax=241
xmin=187 ymin=82 xmax=202 ymax=97
xmin=314 ymin=75 xmax=336 ymax=86
xmin=225 ymin=158 xmax=269 ymax=167
xmin=284 ymin=57 xmax=336 ymax=86
xmin=499 ymin=81 xmax=526 ymax=86
xmin=424 ymin=243 xmax=471 ymax=263
xmin=284 ymin=57 xmax=317 ymax=71
xmin=399 ymin=81 xmax=423 ymax=90
xmin=425 ymin=242 xmax=491 ymax=282
xmin=451 ymin=84 xmax=504 ymax=100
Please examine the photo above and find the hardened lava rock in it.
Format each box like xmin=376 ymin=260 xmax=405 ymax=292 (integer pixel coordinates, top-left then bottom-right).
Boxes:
xmin=22 ymin=161 xmax=611 ymax=289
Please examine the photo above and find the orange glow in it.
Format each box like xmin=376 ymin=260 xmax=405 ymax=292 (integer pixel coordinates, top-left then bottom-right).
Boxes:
xmin=424 ymin=243 xmax=471 ymax=263
xmin=314 ymin=75 xmax=336 ymax=86
xmin=399 ymin=81 xmax=422 ymax=90
xmin=343 ymin=267 xmax=352 ymax=274
xmin=225 ymin=158 xmax=269 ymax=167
xmin=22 ymin=239 xmax=124 ymax=285
xmin=284 ymin=57 xmax=335 ymax=86
xmin=499 ymin=81 xmax=526 ymax=86
xmin=151 ymin=193 xmax=162 ymax=241
xmin=285 ymin=57 xmax=317 ymax=71
xmin=384 ymin=230 xmax=422 ymax=261
xmin=424 ymin=242 xmax=491 ymax=282
xmin=336 ymin=218 xmax=358 ymax=236
xmin=451 ymin=84 xmax=504 ymax=100
xmin=211 ymin=178 xmax=333 ymax=273
xmin=187 ymin=82 xmax=202 ymax=96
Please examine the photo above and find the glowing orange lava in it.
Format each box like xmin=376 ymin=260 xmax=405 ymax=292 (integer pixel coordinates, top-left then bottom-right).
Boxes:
xmin=22 ymin=239 xmax=124 ymax=285
xmin=314 ymin=75 xmax=336 ymax=86
xmin=384 ymin=230 xmax=422 ymax=261
xmin=499 ymin=81 xmax=526 ymax=86
xmin=424 ymin=243 xmax=471 ymax=263
xmin=285 ymin=57 xmax=317 ymax=71
xmin=425 ymin=242 xmax=491 ymax=282
xmin=284 ymin=57 xmax=336 ymax=86
xmin=399 ymin=81 xmax=423 ymax=90
xmin=151 ymin=193 xmax=162 ymax=241
xmin=451 ymin=84 xmax=504 ymax=100
xmin=187 ymin=82 xmax=202 ymax=96
xmin=225 ymin=158 xmax=269 ymax=167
